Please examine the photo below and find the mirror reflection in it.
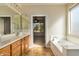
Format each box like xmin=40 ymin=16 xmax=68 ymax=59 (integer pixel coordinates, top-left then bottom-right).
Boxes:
xmin=0 ymin=5 xmax=29 ymax=42
xmin=0 ymin=17 xmax=11 ymax=35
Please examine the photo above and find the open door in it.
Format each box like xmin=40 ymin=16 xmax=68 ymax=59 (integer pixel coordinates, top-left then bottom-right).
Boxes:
xmin=33 ymin=16 xmax=45 ymax=46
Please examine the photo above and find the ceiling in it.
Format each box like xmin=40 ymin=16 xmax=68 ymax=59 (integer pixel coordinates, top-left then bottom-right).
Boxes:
xmin=17 ymin=3 xmax=67 ymax=14
xmin=0 ymin=3 xmax=68 ymax=15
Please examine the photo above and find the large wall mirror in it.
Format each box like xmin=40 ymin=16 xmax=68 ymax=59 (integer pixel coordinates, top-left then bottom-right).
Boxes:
xmin=0 ymin=5 xmax=29 ymax=42
xmin=0 ymin=14 xmax=29 ymax=35
xmin=12 ymin=15 xmax=29 ymax=35
xmin=0 ymin=5 xmax=29 ymax=36
xmin=21 ymin=15 xmax=29 ymax=33
xmin=12 ymin=15 xmax=21 ymax=33
xmin=0 ymin=15 xmax=21 ymax=35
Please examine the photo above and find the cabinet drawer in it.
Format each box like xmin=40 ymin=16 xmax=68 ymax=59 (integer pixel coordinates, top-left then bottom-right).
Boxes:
xmin=12 ymin=40 xmax=21 ymax=48
xmin=0 ymin=45 xmax=10 ymax=56
xmin=12 ymin=46 xmax=21 ymax=56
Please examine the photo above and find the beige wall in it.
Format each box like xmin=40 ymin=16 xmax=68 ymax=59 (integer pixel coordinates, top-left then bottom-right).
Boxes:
xmin=22 ymin=5 xmax=66 ymax=45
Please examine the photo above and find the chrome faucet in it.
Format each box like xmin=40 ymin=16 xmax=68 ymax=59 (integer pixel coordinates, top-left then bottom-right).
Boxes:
xmin=53 ymin=36 xmax=58 ymax=41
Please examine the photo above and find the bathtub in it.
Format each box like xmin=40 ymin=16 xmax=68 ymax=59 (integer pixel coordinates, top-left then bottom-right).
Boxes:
xmin=50 ymin=39 xmax=79 ymax=56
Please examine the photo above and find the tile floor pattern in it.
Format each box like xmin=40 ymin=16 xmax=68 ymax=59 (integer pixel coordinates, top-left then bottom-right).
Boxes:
xmin=24 ymin=44 xmax=54 ymax=56
xmin=34 ymin=36 xmax=45 ymax=46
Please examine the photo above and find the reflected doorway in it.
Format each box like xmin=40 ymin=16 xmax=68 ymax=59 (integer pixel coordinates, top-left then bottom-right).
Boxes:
xmin=0 ymin=17 xmax=11 ymax=35
xmin=33 ymin=16 xmax=45 ymax=46
xmin=4 ymin=17 xmax=11 ymax=34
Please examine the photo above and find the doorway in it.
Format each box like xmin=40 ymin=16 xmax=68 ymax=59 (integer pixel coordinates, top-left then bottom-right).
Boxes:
xmin=33 ymin=16 xmax=45 ymax=46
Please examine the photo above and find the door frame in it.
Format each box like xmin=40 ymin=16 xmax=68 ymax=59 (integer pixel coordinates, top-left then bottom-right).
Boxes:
xmin=31 ymin=15 xmax=48 ymax=47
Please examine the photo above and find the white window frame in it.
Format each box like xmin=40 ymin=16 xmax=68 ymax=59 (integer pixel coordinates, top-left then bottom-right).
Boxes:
xmin=68 ymin=3 xmax=79 ymax=37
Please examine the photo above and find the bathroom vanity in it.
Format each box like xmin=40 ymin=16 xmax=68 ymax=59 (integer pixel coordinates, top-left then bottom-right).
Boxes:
xmin=0 ymin=10 xmax=30 ymax=56
xmin=0 ymin=34 xmax=30 ymax=56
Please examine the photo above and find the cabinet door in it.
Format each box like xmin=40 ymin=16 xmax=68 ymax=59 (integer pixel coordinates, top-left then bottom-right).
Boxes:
xmin=24 ymin=35 xmax=30 ymax=53
xmin=11 ymin=40 xmax=21 ymax=56
xmin=0 ymin=45 xmax=10 ymax=56
xmin=21 ymin=38 xmax=25 ymax=55
xmin=11 ymin=40 xmax=21 ymax=49
xmin=12 ymin=46 xmax=21 ymax=56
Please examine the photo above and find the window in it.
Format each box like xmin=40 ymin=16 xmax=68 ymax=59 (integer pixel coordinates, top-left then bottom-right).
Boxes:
xmin=69 ymin=4 xmax=79 ymax=37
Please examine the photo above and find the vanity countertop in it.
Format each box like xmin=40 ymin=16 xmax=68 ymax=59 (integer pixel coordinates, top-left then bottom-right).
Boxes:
xmin=0 ymin=33 xmax=30 ymax=49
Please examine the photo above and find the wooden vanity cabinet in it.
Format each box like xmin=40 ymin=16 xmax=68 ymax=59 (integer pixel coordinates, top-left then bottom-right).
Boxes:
xmin=11 ymin=40 xmax=21 ymax=56
xmin=21 ymin=35 xmax=30 ymax=55
xmin=0 ymin=35 xmax=30 ymax=56
xmin=0 ymin=45 xmax=10 ymax=56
